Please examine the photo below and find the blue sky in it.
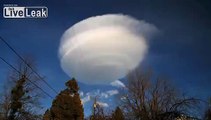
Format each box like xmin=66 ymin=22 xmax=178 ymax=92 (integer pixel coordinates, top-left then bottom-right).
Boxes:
xmin=0 ymin=0 xmax=211 ymax=116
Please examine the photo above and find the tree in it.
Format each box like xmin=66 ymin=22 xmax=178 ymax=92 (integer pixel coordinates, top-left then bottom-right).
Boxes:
xmin=121 ymin=68 xmax=200 ymax=120
xmin=204 ymin=98 xmax=211 ymax=120
xmin=43 ymin=78 xmax=84 ymax=120
xmin=0 ymin=57 xmax=43 ymax=120
xmin=0 ymin=84 xmax=11 ymax=120
xmin=112 ymin=107 xmax=124 ymax=120
xmin=8 ymin=75 xmax=26 ymax=120
xmin=205 ymin=108 xmax=211 ymax=120
xmin=43 ymin=109 xmax=51 ymax=120
xmin=90 ymin=97 xmax=107 ymax=120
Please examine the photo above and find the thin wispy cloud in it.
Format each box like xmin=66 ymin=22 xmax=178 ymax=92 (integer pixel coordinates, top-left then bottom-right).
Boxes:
xmin=79 ymin=91 xmax=84 ymax=97
xmin=111 ymin=80 xmax=125 ymax=88
xmin=96 ymin=101 xmax=109 ymax=107
xmin=81 ymin=95 xmax=91 ymax=104
xmin=106 ymin=90 xmax=119 ymax=96
xmin=81 ymin=89 xmax=119 ymax=105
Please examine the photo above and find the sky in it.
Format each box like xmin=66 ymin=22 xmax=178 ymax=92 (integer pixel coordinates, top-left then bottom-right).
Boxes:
xmin=0 ymin=0 xmax=211 ymax=117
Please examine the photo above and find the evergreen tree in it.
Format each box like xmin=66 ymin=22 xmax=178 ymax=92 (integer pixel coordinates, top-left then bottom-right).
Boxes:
xmin=112 ymin=107 xmax=124 ymax=120
xmin=43 ymin=78 xmax=84 ymax=120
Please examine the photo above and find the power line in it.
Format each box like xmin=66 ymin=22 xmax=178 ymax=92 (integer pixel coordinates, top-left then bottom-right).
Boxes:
xmin=0 ymin=57 xmax=21 ymax=74
xmin=0 ymin=36 xmax=58 ymax=94
xmin=0 ymin=56 xmax=54 ymax=99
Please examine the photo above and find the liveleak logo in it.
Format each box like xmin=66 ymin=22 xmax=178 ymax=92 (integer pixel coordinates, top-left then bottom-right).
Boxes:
xmin=3 ymin=6 xmax=48 ymax=18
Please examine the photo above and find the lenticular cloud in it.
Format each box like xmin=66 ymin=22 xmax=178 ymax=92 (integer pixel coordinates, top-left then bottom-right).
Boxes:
xmin=59 ymin=14 xmax=157 ymax=85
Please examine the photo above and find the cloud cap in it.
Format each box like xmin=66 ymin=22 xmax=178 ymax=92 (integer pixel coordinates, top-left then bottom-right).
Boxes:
xmin=59 ymin=14 xmax=157 ymax=85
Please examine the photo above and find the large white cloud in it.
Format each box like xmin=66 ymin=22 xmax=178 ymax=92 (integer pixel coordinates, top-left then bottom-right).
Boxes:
xmin=59 ymin=14 xmax=157 ymax=84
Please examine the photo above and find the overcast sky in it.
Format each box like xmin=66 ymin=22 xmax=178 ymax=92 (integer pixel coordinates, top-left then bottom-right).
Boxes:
xmin=0 ymin=0 xmax=211 ymax=116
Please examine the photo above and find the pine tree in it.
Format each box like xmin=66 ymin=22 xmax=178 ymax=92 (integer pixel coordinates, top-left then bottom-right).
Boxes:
xmin=43 ymin=78 xmax=84 ymax=120
xmin=112 ymin=107 xmax=124 ymax=120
